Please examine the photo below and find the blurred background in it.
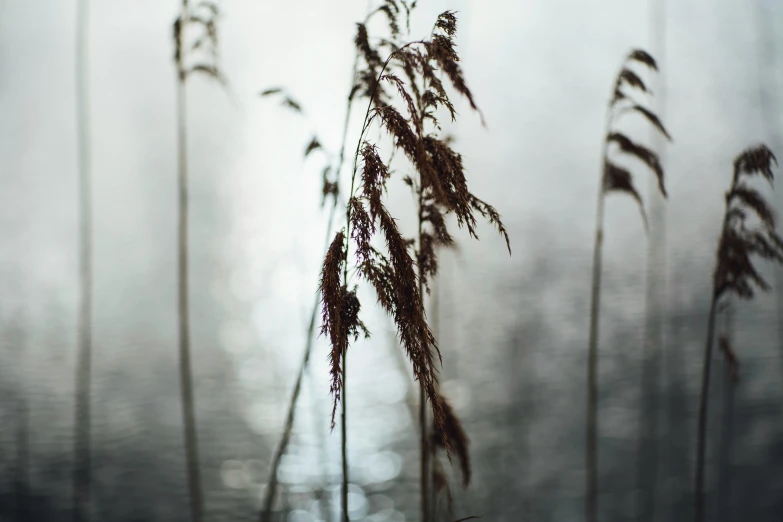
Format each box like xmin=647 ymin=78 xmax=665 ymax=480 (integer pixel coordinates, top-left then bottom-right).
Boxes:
xmin=1 ymin=0 xmax=783 ymax=520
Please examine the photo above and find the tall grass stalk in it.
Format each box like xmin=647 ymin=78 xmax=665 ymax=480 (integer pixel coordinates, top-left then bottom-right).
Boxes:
xmin=415 ymin=120 xmax=430 ymax=522
xmin=72 ymin=0 xmax=93 ymax=520
xmin=585 ymin=49 xmax=670 ymax=522
xmin=258 ymin=7 xmax=404 ymax=518
xmin=172 ymin=2 xmax=224 ymax=520
xmin=174 ymin=3 xmax=203 ymax=517
xmin=694 ymin=144 xmax=782 ymax=522
xmin=715 ymin=300 xmax=735 ymax=522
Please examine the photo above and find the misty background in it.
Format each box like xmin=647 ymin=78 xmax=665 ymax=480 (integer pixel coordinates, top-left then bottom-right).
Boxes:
xmin=1 ymin=0 xmax=783 ymax=520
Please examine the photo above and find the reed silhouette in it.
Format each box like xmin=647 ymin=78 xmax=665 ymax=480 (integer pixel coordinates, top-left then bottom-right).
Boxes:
xmin=694 ymin=144 xmax=783 ymax=522
xmin=172 ymin=2 xmax=225 ymax=520
xmin=256 ymin=3 xmax=404 ymax=519
xmin=585 ymin=48 xmax=670 ymax=522
xmin=318 ymin=7 xmax=509 ymax=521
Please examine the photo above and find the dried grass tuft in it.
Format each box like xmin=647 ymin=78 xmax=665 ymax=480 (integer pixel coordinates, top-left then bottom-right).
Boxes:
xmin=430 ymin=393 xmax=471 ymax=486
xmin=305 ymin=136 xmax=323 ymax=158
xmin=259 ymin=5 xmax=434 ymax=522
xmin=320 ymin=9 xmax=510 ymax=454
xmin=426 ymin=391 xmax=471 ymax=520
xmin=585 ymin=48 xmax=670 ymax=522
xmin=713 ymin=145 xmax=782 ymax=300
xmin=175 ymin=1 xmax=225 ymax=85
xmin=260 ymin=87 xmax=305 ymax=114
xmin=265 ymin=8 xmax=504 ymax=522
xmin=694 ymin=144 xmax=782 ymax=522
xmin=602 ymin=49 xmax=671 ymax=227
xmin=171 ymin=2 xmax=227 ymax=521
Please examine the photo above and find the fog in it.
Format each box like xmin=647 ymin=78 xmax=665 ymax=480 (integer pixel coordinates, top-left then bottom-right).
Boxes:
xmin=1 ymin=0 xmax=782 ymax=521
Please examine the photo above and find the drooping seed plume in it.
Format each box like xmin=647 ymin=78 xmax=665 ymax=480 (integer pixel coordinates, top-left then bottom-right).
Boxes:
xmin=429 ymin=392 xmax=471 ymax=515
xmin=603 ymin=49 xmax=672 ymax=228
xmin=319 ymin=8 xmax=511 ymax=457
xmin=586 ymin=48 xmax=670 ymax=522
xmin=713 ymin=145 xmax=783 ymax=308
xmin=694 ymin=144 xmax=782 ymax=522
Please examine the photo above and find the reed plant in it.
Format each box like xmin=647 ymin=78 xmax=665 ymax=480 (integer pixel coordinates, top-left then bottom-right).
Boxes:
xmin=585 ymin=49 xmax=670 ymax=522
xmin=256 ymin=3 xmax=407 ymax=519
xmin=694 ymin=144 xmax=782 ymax=522
xmin=172 ymin=2 xmax=225 ymax=520
xmin=317 ymin=7 xmax=509 ymax=521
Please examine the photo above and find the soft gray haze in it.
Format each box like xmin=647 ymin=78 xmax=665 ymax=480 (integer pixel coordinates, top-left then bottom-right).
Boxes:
xmin=1 ymin=0 xmax=783 ymax=521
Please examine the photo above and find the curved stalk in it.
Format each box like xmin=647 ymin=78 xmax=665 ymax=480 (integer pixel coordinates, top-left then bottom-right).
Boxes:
xmin=586 ymin=49 xmax=667 ymax=520
xmin=695 ymin=201 xmax=732 ymax=522
xmin=716 ymin=300 xmax=735 ymax=522
xmin=586 ymin=174 xmax=605 ymax=522
xmin=586 ymin=112 xmax=610 ymax=522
